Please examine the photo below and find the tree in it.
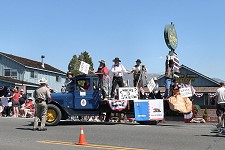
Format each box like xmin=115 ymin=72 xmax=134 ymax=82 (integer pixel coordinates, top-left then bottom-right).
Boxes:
xmin=68 ymin=51 xmax=94 ymax=76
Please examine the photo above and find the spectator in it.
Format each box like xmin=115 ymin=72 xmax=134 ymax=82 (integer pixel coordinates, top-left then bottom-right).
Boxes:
xmin=215 ymin=82 xmax=225 ymax=129
xmin=0 ymin=96 xmax=3 ymax=117
xmin=24 ymin=97 xmax=35 ymax=118
xmin=11 ymin=88 xmax=20 ymax=118
xmin=3 ymin=88 xmax=13 ymax=117
xmin=19 ymin=89 xmax=27 ymax=114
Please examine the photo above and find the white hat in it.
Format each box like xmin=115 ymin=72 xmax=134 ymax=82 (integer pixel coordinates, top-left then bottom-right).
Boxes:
xmin=39 ymin=77 xmax=48 ymax=84
xmin=20 ymin=89 xmax=24 ymax=92
xmin=28 ymin=97 xmax=33 ymax=100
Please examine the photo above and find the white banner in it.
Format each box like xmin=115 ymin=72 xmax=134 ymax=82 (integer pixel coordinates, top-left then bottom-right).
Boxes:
xmin=79 ymin=61 xmax=90 ymax=74
xmin=147 ymin=78 xmax=156 ymax=93
xmin=179 ymin=87 xmax=193 ymax=98
xmin=118 ymin=87 xmax=138 ymax=100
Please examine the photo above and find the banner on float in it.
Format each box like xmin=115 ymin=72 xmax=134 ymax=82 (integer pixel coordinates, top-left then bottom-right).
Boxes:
xmin=79 ymin=61 xmax=90 ymax=74
xmin=179 ymin=87 xmax=193 ymax=98
xmin=134 ymin=99 xmax=164 ymax=121
xmin=118 ymin=87 xmax=138 ymax=100
xmin=107 ymin=100 xmax=128 ymax=111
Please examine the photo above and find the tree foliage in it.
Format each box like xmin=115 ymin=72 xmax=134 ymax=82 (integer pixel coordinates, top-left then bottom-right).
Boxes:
xmin=68 ymin=51 xmax=94 ymax=76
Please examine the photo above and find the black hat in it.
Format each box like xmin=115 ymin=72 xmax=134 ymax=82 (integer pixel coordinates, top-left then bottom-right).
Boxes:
xmin=113 ymin=57 xmax=121 ymax=62
xmin=99 ymin=60 xmax=106 ymax=64
xmin=136 ymin=59 xmax=142 ymax=63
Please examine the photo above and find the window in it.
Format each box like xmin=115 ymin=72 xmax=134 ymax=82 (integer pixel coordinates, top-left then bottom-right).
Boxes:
xmin=76 ymin=79 xmax=90 ymax=90
xmin=56 ymin=76 xmax=61 ymax=82
xmin=30 ymin=71 xmax=38 ymax=78
xmin=93 ymin=78 xmax=98 ymax=90
xmin=4 ymin=69 xmax=17 ymax=79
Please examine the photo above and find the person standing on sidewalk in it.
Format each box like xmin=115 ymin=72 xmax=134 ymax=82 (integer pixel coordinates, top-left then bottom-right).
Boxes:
xmin=11 ymin=88 xmax=20 ymax=118
xmin=215 ymin=82 xmax=225 ymax=128
xmin=33 ymin=78 xmax=51 ymax=131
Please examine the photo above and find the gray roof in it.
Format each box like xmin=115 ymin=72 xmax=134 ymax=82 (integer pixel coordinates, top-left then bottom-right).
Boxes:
xmin=0 ymin=52 xmax=66 ymax=75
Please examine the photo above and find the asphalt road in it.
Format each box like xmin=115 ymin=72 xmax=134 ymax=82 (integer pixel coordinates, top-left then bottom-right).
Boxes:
xmin=0 ymin=117 xmax=224 ymax=150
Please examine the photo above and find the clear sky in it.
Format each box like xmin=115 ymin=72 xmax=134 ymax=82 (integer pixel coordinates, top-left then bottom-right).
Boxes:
xmin=1 ymin=1 xmax=225 ymax=80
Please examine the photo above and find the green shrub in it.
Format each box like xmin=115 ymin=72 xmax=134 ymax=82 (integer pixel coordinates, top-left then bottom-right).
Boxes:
xmin=194 ymin=105 xmax=200 ymax=116
xmin=203 ymin=108 xmax=208 ymax=117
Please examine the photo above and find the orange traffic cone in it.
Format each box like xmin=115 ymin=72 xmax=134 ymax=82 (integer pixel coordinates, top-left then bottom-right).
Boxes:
xmin=76 ymin=127 xmax=88 ymax=145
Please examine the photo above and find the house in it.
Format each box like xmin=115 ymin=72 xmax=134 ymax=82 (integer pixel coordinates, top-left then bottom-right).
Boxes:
xmin=0 ymin=52 xmax=66 ymax=97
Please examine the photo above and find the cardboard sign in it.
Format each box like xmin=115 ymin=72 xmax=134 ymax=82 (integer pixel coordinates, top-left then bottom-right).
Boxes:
xmin=179 ymin=87 xmax=193 ymax=98
xmin=134 ymin=99 xmax=164 ymax=121
xmin=147 ymin=78 xmax=156 ymax=93
xmin=118 ymin=87 xmax=138 ymax=100
xmin=79 ymin=61 xmax=90 ymax=74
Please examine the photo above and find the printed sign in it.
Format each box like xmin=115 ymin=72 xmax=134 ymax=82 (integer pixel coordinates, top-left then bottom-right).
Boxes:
xmin=80 ymin=99 xmax=87 ymax=107
xmin=79 ymin=61 xmax=90 ymax=74
xmin=118 ymin=87 xmax=138 ymax=100
xmin=179 ymin=87 xmax=193 ymax=98
xmin=134 ymin=99 xmax=164 ymax=121
xmin=107 ymin=100 xmax=128 ymax=111
xmin=147 ymin=78 xmax=156 ymax=93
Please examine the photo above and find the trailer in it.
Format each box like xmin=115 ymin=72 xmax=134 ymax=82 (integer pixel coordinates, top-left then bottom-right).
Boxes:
xmin=46 ymin=74 xmax=164 ymax=126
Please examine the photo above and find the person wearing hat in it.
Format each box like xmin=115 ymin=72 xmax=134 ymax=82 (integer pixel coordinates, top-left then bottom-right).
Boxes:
xmin=130 ymin=59 xmax=148 ymax=88
xmin=19 ymin=89 xmax=27 ymax=111
xmin=33 ymin=77 xmax=51 ymax=131
xmin=65 ymin=71 xmax=74 ymax=92
xmin=91 ymin=60 xmax=109 ymax=99
xmin=148 ymin=77 xmax=162 ymax=99
xmin=61 ymin=84 xmax=66 ymax=93
xmin=110 ymin=57 xmax=129 ymax=98
xmin=164 ymin=58 xmax=180 ymax=99
xmin=23 ymin=97 xmax=34 ymax=118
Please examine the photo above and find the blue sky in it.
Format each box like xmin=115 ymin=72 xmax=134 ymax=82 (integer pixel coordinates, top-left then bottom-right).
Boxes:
xmin=1 ymin=1 xmax=225 ymax=80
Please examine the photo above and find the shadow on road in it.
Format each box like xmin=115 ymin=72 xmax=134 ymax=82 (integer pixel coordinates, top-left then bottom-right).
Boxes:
xmin=57 ymin=120 xmax=118 ymax=126
xmin=195 ymin=134 xmax=225 ymax=138
xmin=15 ymin=127 xmax=33 ymax=131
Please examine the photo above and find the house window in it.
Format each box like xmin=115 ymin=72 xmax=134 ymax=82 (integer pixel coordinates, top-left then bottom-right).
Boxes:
xmin=4 ymin=69 xmax=17 ymax=79
xmin=30 ymin=71 xmax=38 ymax=78
xmin=56 ymin=76 xmax=61 ymax=82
